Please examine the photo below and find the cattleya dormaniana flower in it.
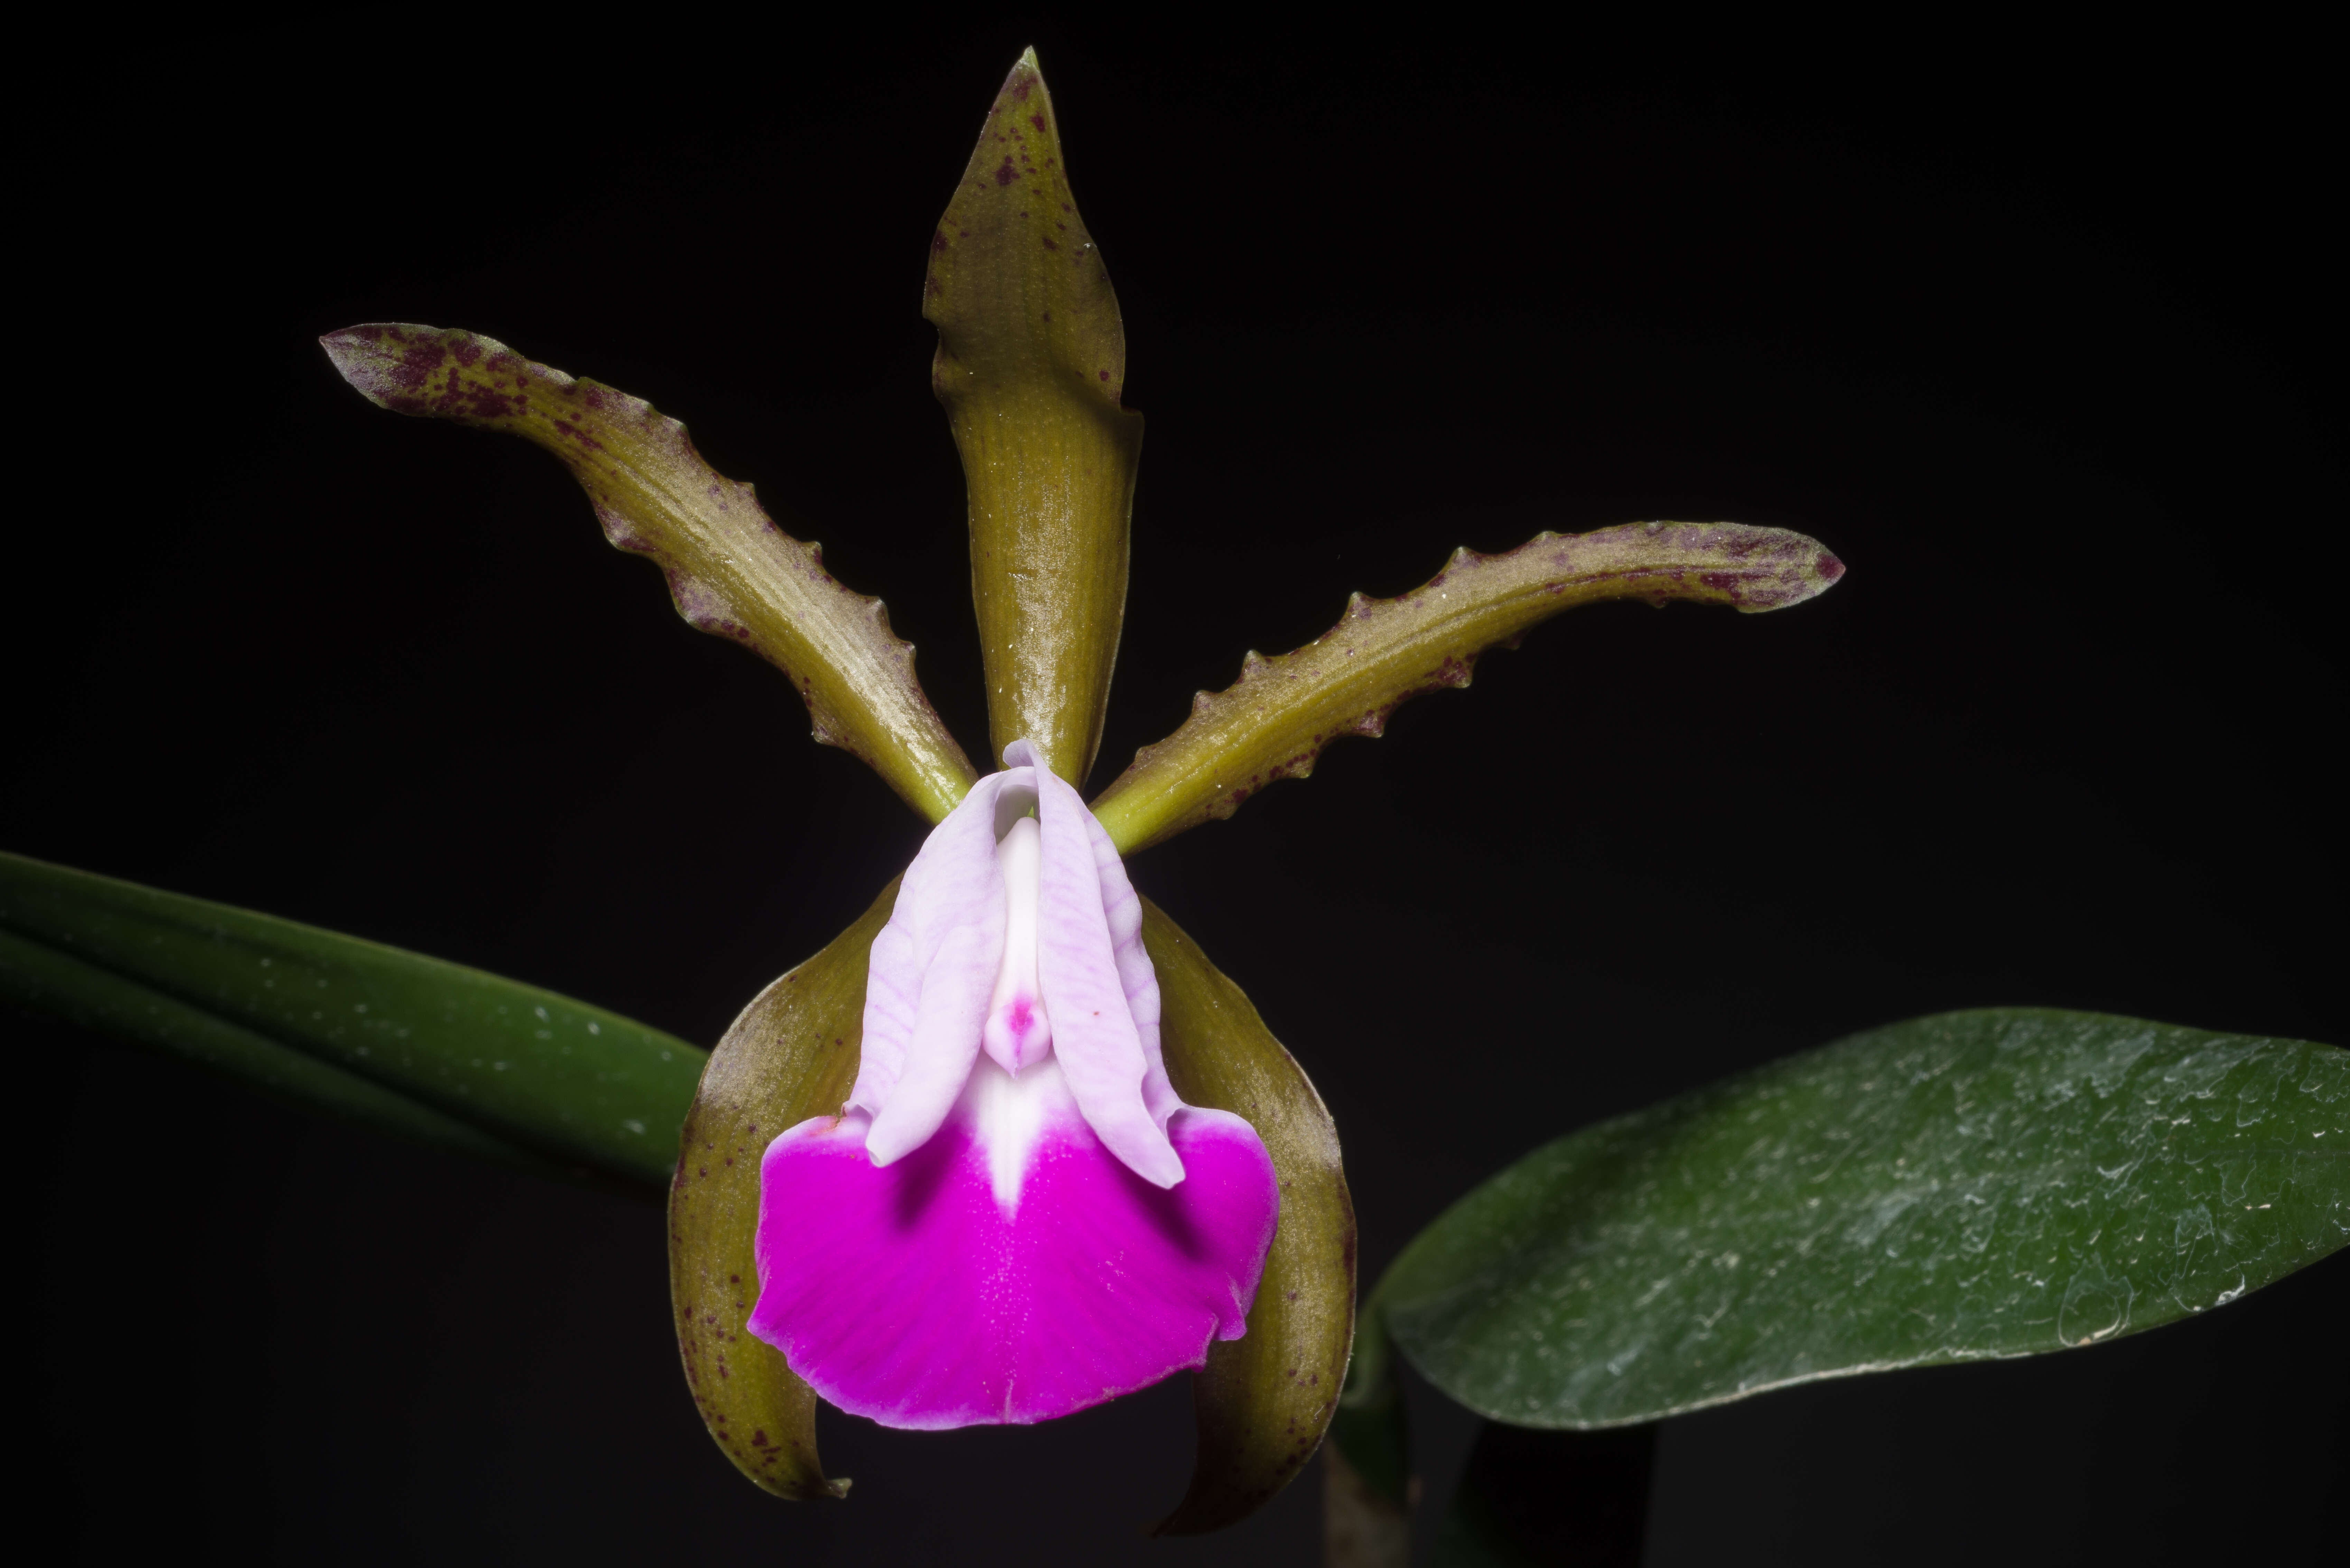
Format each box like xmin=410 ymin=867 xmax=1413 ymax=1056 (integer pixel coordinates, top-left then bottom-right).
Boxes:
xmin=319 ymin=47 xmax=1840 ymax=1532
xmin=749 ymin=739 xmax=1279 ymax=1427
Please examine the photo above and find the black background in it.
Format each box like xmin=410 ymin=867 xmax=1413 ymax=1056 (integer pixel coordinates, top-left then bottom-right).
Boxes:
xmin=16 ymin=15 xmax=2342 ymax=1565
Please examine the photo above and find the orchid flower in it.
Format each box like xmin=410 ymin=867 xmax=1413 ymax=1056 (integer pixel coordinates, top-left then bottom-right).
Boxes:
xmin=318 ymin=48 xmax=1841 ymax=1530
xmin=750 ymin=738 xmax=1279 ymax=1428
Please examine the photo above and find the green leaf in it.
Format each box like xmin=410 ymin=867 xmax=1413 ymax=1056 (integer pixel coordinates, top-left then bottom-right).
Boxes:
xmin=322 ymin=324 xmax=979 ymax=824
xmin=1374 ymin=1008 xmax=2348 ymax=1429
xmin=1090 ymin=523 xmax=1844 ymax=855
xmin=927 ymin=47 xmax=1144 ymax=786
xmin=1 ymin=925 xmax=557 ymax=1175
xmin=1141 ymin=900 xmax=1356 ymax=1534
xmin=668 ymin=881 xmax=893 ymax=1500
xmin=0 ymin=851 xmax=704 ymax=1189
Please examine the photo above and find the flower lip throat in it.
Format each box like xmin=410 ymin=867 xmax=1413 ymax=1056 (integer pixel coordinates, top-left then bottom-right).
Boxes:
xmin=982 ymin=802 xmax=1051 ymax=1074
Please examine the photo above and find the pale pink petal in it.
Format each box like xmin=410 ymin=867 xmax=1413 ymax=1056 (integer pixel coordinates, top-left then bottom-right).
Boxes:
xmin=852 ymin=919 xmax=920 ymax=1111
xmin=748 ymin=1080 xmax=1279 ymax=1429
xmin=1079 ymin=799 xmax=1180 ymax=1127
xmin=864 ymin=920 xmax=996 ymax=1165
xmin=1013 ymin=741 xmax=1183 ymax=1187
xmin=852 ymin=772 xmax=1011 ymax=1161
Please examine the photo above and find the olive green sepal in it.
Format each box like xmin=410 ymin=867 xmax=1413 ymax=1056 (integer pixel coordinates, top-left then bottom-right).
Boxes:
xmin=323 ymin=326 xmax=978 ymax=824
xmin=1091 ymin=522 xmax=1844 ymax=853
xmin=927 ymin=48 xmax=1144 ymax=786
xmin=1143 ymin=900 xmax=1356 ymax=1534
xmin=667 ymin=883 xmax=896 ymax=1499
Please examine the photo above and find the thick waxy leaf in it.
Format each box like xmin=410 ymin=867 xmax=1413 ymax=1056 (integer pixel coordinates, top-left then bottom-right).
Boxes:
xmin=324 ymin=325 xmax=978 ymax=824
xmin=1141 ymin=900 xmax=1354 ymax=1534
xmin=2 ymin=924 xmax=554 ymax=1174
xmin=0 ymin=851 xmax=705 ymax=1187
xmin=1090 ymin=523 xmax=1843 ymax=853
xmin=668 ymin=882 xmax=896 ymax=1499
xmin=1370 ymin=1009 xmax=2348 ymax=1429
xmin=927 ymin=48 xmax=1144 ymax=785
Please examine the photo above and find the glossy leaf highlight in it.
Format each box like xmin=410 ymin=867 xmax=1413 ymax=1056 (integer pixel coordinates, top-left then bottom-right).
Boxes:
xmin=324 ymin=325 xmax=978 ymax=823
xmin=1090 ymin=523 xmax=1843 ymax=853
xmin=927 ymin=48 xmax=1144 ymax=785
xmin=668 ymin=883 xmax=896 ymax=1498
xmin=1141 ymin=900 xmax=1354 ymax=1534
xmin=1373 ymin=1008 xmax=2348 ymax=1429
xmin=0 ymin=851 xmax=705 ymax=1188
